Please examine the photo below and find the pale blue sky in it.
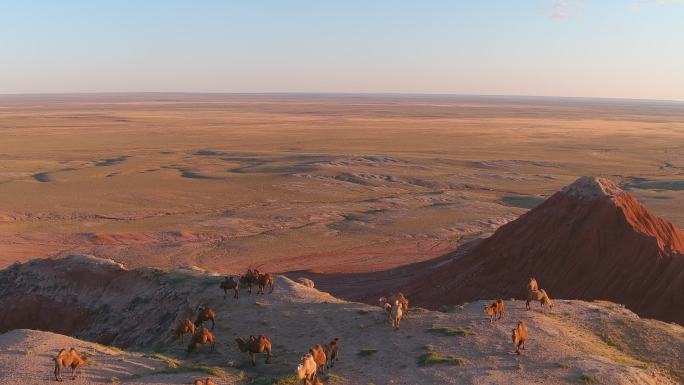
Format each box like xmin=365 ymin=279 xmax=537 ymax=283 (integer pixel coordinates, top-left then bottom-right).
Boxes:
xmin=1 ymin=0 xmax=683 ymax=100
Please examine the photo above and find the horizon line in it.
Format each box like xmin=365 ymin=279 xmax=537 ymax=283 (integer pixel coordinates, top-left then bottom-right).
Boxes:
xmin=1 ymin=91 xmax=683 ymax=104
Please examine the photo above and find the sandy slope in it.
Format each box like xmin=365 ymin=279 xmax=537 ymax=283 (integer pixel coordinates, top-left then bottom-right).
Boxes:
xmin=0 ymin=257 xmax=681 ymax=385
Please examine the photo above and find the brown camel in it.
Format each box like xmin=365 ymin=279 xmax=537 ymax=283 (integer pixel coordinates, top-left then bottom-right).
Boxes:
xmin=194 ymin=306 xmax=216 ymax=330
xmin=309 ymin=344 xmax=327 ymax=373
xmin=54 ymin=348 xmax=87 ymax=382
xmin=512 ymin=320 xmax=529 ymax=355
xmin=240 ymin=269 xmax=258 ymax=294
xmin=297 ymin=353 xmax=317 ymax=385
xmin=526 ymin=289 xmax=554 ymax=311
xmin=484 ymin=299 xmax=505 ymax=323
xmin=235 ymin=335 xmax=272 ymax=366
xmin=174 ymin=319 xmax=196 ymax=342
xmin=325 ymin=338 xmax=340 ymax=369
xmin=187 ymin=327 xmax=215 ymax=354
xmin=220 ymin=276 xmax=239 ymax=299
xmin=256 ymin=273 xmax=275 ymax=294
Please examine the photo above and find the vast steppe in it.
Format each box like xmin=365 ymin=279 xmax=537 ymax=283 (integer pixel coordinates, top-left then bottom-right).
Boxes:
xmin=1 ymin=94 xmax=683 ymax=279
xmin=2 ymin=94 xmax=684 ymax=384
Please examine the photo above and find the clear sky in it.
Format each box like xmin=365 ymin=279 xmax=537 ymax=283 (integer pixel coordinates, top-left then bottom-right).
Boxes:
xmin=1 ymin=0 xmax=683 ymax=100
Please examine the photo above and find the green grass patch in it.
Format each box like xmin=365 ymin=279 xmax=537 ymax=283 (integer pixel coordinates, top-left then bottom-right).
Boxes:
xmin=357 ymin=309 xmax=369 ymax=315
xmin=437 ymin=305 xmax=464 ymax=313
xmin=358 ymin=348 xmax=378 ymax=357
xmin=246 ymin=374 xmax=306 ymax=385
xmin=579 ymin=373 xmax=598 ymax=384
xmin=426 ymin=326 xmax=472 ymax=336
xmin=417 ymin=352 xmax=468 ymax=367
xmin=557 ymin=360 xmax=572 ymax=369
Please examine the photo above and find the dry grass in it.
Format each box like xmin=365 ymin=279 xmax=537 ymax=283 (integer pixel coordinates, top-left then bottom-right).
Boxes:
xmin=358 ymin=348 xmax=378 ymax=357
xmin=426 ymin=326 xmax=473 ymax=337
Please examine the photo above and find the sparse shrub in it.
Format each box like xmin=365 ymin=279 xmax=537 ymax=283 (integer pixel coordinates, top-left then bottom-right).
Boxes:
xmin=417 ymin=352 xmax=467 ymax=367
xmin=579 ymin=373 xmax=598 ymax=384
xmin=110 ymin=377 xmax=120 ymax=384
xmin=357 ymin=309 xmax=369 ymax=315
xmin=358 ymin=348 xmax=377 ymax=356
xmin=437 ymin=305 xmax=464 ymax=313
xmin=557 ymin=360 xmax=572 ymax=369
xmin=426 ymin=326 xmax=472 ymax=336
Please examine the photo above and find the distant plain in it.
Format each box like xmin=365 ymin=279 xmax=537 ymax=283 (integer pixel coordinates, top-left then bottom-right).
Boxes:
xmin=1 ymin=94 xmax=683 ymax=274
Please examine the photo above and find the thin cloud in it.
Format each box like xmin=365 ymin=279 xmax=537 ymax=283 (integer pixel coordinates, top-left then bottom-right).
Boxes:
xmin=550 ymin=1 xmax=587 ymax=19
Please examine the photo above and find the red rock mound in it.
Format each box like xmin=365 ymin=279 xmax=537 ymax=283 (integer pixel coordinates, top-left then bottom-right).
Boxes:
xmin=410 ymin=176 xmax=684 ymax=324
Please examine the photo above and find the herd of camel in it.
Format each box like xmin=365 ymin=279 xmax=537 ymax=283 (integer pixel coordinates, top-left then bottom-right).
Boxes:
xmin=53 ymin=269 xmax=554 ymax=384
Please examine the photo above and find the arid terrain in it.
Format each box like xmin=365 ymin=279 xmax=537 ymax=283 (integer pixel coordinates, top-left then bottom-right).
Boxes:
xmin=1 ymin=95 xmax=684 ymax=384
xmin=1 ymin=256 xmax=682 ymax=385
xmin=1 ymin=94 xmax=684 ymax=279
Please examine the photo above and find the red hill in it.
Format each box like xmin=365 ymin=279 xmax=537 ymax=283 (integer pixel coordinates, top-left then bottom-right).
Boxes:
xmin=410 ymin=176 xmax=684 ymax=324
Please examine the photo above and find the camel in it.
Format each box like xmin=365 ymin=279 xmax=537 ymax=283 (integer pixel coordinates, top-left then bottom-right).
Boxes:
xmin=220 ymin=276 xmax=239 ymax=299
xmin=379 ymin=299 xmax=393 ymax=323
xmin=391 ymin=299 xmax=404 ymax=330
xmin=255 ymin=272 xmax=275 ymax=294
xmin=54 ymin=348 xmax=87 ymax=382
xmin=380 ymin=293 xmax=409 ymax=320
xmin=194 ymin=379 xmax=217 ymax=385
xmin=526 ymin=289 xmax=554 ymax=311
xmin=239 ymin=268 xmax=259 ymax=294
xmin=194 ymin=306 xmax=216 ymax=330
xmin=173 ymin=319 xmax=196 ymax=342
xmin=397 ymin=292 xmax=409 ymax=319
xmin=187 ymin=327 xmax=215 ymax=354
xmin=325 ymin=338 xmax=340 ymax=369
xmin=309 ymin=344 xmax=327 ymax=373
xmin=512 ymin=320 xmax=528 ymax=355
xmin=235 ymin=335 xmax=272 ymax=366
xmin=484 ymin=299 xmax=505 ymax=323
xmin=297 ymin=353 xmax=317 ymax=385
